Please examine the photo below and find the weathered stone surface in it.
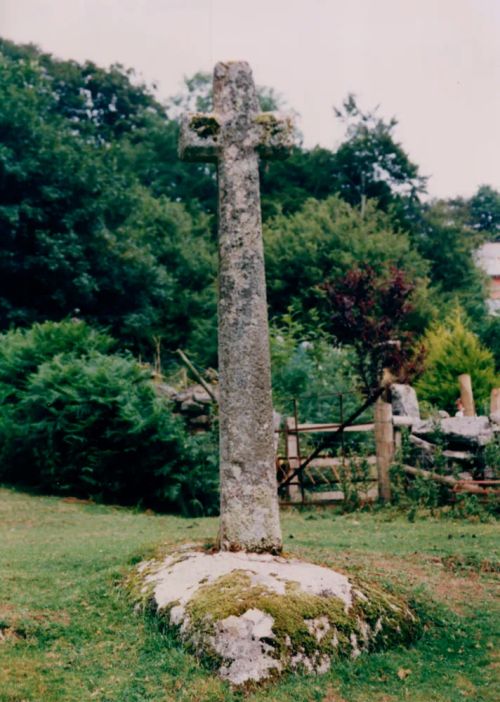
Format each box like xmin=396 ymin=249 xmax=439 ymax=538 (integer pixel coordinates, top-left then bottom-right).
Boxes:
xmin=213 ymin=609 xmax=282 ymax=684
xmin=390 ymin=384 xmax=420 ymax=421
xmin=179 ymin=62 xmax=294 ymax=553
xmin=490 ymin=411 xmax=500 ymax=426
xmin=189 ymin=414 xmax=211 ymax=427
xmin=173 ymin=384 xmax=216 ymax=405
xmin=413 ymin=416 xmax=494 ymax=448
xmin=132 ymin=550 xmax=419 ymax=687
xmin=154 ymin=382 xmax=178 ymax=399
xmin=180 ymin=398 xmax=205 ymax=415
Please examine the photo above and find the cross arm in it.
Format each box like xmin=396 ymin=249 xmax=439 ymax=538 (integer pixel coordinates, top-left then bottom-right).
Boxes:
xmin=254 ymin=112 xmax=295 ymax=159
xmin=178 ymin=112 xmax=221 ymax=163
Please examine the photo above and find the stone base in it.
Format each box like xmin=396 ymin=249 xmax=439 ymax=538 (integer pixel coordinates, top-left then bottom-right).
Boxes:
xmin=131 ymin=549 xmax=420 ymax=687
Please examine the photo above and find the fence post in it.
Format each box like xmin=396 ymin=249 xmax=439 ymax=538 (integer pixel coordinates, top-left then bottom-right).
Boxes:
xmin=490 ymin=387 xmax=500 ymax=416
xmin=458 ymin=373 xmax=475 ymax=417
xmin=285 ymin=417 xmax=302 ymax=503
xmin=375 ymin=396 xmax=393 ymax=502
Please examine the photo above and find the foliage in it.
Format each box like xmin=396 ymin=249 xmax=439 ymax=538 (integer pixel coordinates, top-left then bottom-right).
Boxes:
xmin=410 ymin=198 xmax=489 ymax=324
xmin=0 ymin=37 xmax=497 ymax=373
xmin=479 ymin=316 xmax=500 ymax=371
xmin=260 ymin=146 xmax=338 ymax=218
xmin=270 ymin=311 xmax=360 ymax=418
xmin=450 ymin=493 xmax=499 ymax=522
xmin=264 ymin=195 xmax=431 ymax=328
xmin=0 ymin=46 xmax=218 ymax=363
xmin=0 ymin=319 xmax=113 ymax=390
xmin=0 ymin=321 xmax=219 ymax=515
xmin=468 ymin=185 xmax=500 ymax=239
xmin=331 ymin=94 xmax=427 ymax=213
xmin=416 ymin=308 xmax=499 ymax=413
xmin=337 ymin=452 xmax=373 ymax=512
xmin=107 ymin=190 xmax=217 ymax=364
xmin=0 ymin=37 xmax=163 ymax=143
xmin=323 ymin=266 xmax=425 ymax=395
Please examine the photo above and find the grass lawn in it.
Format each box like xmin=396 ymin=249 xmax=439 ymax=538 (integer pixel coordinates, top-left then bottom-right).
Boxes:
xmin=0 ymin=486 xmax=498 ymax=702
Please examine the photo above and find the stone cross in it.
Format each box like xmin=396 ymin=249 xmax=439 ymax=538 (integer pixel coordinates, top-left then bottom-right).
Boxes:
xmin=179 ymin=61 xmax=293 ymax=553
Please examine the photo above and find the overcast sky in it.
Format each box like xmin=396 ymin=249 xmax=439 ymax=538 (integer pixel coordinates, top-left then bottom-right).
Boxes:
xmin=1 ymin=0 xmax=499 ymax=199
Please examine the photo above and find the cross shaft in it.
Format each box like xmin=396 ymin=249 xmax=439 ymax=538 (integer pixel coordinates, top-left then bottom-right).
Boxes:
xmin=179 ymin=61 xmax=293 ymax=553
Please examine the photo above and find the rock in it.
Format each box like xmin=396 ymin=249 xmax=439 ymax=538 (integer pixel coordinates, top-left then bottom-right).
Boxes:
xmin=189 ymin=414 xmax=211 ymax=427
xmin=193 ymin=388 xmax=215 ymax=405
xmin=490 ymin=411 xmax=500 ymax=426
xmin=437 ymin=410 xmax=450 ymax=419
xmin=180 ymin=399 xmax=205 ymax=415
xmin=154 ymin=383 xmax=178 ymax=399
xmin=174 ymin=384 xmax=209 ymax=404
xmin=131 ymin=550 xmax=419 ymax=687
xmin=413 ymin=416 xmax=494 ymax=449
xmin=390 ymin=384 xmax=420 ymax=421
xmin=213 ymin=609 xmax=281 ymax=684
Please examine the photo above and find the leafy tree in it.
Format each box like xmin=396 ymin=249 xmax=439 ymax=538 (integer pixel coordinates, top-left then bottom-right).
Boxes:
xmin=270 ymin=311 xmax=360 ymax=417
xmin=110 ymin=190 xmax=217 ymax=363
xmin=413 ymin=199 xmax=489 ymax=324
xmin=468 ymin=185 xmax=500 ymax=240
xmin=1 ymin=37 xmax=495 ymax=375
xmin=119 ymin=116 xmax=218 ymax=218
xmin=478 ymin=316 xmax=500 ymax=372
xmin=331 ymin=95 xmax=427 ymax=215
xmin=416 ymin=308 xmax=499 ymax=413
xmin=264 ymin=195 xmax=431 ymax=329
xmin=0 ymin=37 xmax=163 ymax=144
xmin=322 ymin=266 xmax=425 ymax=395
xmin=260 ymin=146 xmax=337 ymax=219
xmin=0 ymin=47 xmax=217 ymax=363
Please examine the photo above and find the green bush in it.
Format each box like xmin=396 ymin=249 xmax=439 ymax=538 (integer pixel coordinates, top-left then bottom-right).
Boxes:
xmin=0 ymin=321 xmax=219 ymax=515
xmin=416 ymin=308 xmax=499 ymax=414
xmin=270 ymin=312 xmax=361 ymax=420
xmin=0 ymin=319 xmax=114 ymax=389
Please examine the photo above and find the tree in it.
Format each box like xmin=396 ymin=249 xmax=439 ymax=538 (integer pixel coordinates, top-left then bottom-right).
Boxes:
xmin=322 ymin=266 xmax=425 ymax=396
xmin=331 ymin=95 xmax=427 ymax=215
xmin=416 ymin=308 xmax=499 ymax=413
xmin=0 ymin=48 xmax=218 ymax=364
xmin=468 ymin=185 xmax=500 ymax=240
xmin=413 ymin=199 xmax=489 ymax=324
xmin=264 ymin=195 xmax=431 ymax=330
xmin=260 ymin=146 xmax=337 ymax=219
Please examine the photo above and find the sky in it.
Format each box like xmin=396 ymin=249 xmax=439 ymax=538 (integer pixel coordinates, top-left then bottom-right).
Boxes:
xmin=1 ymin=0 xmax=499 ymax=200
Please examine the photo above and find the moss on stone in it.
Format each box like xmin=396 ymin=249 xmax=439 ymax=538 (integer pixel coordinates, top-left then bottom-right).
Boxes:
xmin=351 ymin=579 xmax=422 ymax=649
xmin=190 ymin=115 xmax=220 ymax=139
xmin=128 ymin=550 xmax=422 ymax=685
xmin=183 ymin=569 xmax=419 ymax=672
xmin=124 ymin=560 xmax=159 ymax=613
xmin=255 ymin=113 xmax=282 ymax=137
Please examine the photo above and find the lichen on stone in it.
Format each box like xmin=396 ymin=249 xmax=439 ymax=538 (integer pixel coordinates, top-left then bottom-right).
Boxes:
xmin=254 ymin=113 xmax=294 ymax=158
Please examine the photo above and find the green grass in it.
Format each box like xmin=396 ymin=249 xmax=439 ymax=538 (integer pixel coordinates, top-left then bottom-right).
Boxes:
xmin=0 ymin=487 xmax=498 ymax=702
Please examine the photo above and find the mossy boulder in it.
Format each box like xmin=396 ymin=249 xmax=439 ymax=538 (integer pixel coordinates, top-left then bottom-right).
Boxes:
xmin=132 ymin=550 xmax=420 ymax=686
